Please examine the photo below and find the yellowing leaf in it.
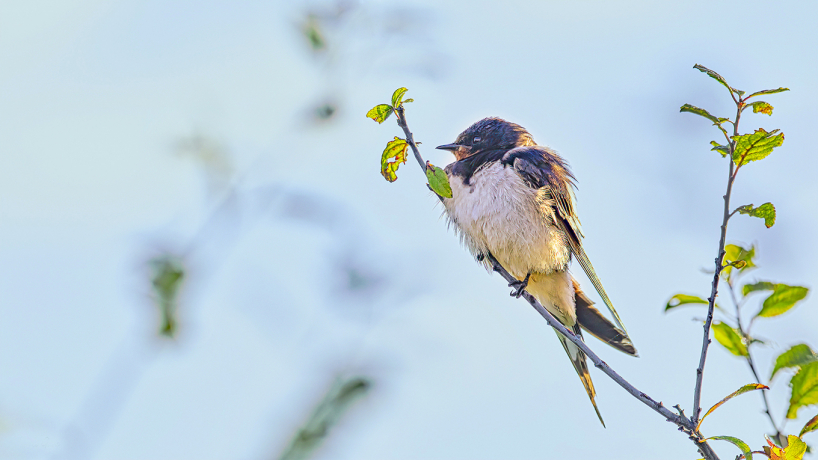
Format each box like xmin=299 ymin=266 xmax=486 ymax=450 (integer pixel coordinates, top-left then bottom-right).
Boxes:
xmin=710 ymin=140 xmax=730 ymax=157
xmin=425 ymin=161 xmax=452 ymax=198
xmin=750 ymin=101 xmax=774 ymax=116
xmin=380 ymin=137 xmax=408 ymax=182
xmin=758 ymin=284 xmax=809 ymax=318
xmin=731 ymin=128 xmax=785 ymax=167
xmin=665 ymin=294 xmax=708 ymax=311
xmin=722 ymin=243 xmax=756 ymax=281
xmin=712 ymin=322 xmax=748 ymax=357
xmin=800 ymin=414 xmax=818 ymax=438
xmin=771 ymin=344 xmax=818 ymax=380
xmin=698 ymin=383 xmax=768 ymax=430
xmin=366 ymin=104 xmax=394 ymax=124
xmin=391 ymin=87 xmax=408 ymax=108
xmin=766 ymin=435 xmax=807 ymax=460
xmin=707 ymin=436 xmax=752 ymax=460
xmin=788 ymin=361 xmax=818 ymax=419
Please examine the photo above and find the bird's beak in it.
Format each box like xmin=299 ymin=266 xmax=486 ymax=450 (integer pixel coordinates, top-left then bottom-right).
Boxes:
xmin=436 ymin=143 xmax=462 ymax=151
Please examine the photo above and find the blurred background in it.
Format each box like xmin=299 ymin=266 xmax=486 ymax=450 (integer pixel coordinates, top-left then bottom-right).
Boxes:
xmin=2 ymin=1 xmax=818 ymax=459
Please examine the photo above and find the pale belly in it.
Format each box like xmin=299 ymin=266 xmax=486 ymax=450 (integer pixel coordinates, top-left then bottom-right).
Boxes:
xmin=442 ymin=162 xmax=572 ymax=280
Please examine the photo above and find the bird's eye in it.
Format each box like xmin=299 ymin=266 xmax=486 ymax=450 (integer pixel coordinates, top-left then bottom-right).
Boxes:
xmin=473 ymin=137 xmax=481 ymax=143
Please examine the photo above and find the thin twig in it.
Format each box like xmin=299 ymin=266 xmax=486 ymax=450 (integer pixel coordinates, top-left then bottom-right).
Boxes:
xmin=391 ymin=104 xmax=720 ymax=460
xmin=727 ymin=282 xmax=785 ymax=445
xmin=692 ymin=98 xmax=742 ymax=426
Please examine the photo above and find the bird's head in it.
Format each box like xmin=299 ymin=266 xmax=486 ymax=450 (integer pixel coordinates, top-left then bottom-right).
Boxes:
xmin=436 ymin=117 xmax=535 ymax=160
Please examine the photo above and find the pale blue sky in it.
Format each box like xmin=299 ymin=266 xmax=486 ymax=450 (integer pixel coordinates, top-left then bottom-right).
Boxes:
xmin=2 ymin=1 xmax=818 ymax=459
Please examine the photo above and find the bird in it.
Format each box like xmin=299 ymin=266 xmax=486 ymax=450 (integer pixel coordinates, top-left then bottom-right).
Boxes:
xmin=435 ymin=117 xmax=637 ymax=426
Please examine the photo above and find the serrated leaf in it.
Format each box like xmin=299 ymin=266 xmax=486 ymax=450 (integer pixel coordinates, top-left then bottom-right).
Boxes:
xmin=380 ymin=137 xmax=408 ymax=182
xmin=713 ymin=322 xmax=748 ymax=357
xmin=694 ymin=64 xmax=744 ymax=96
xmin=391 ymin=87 xmax=408 ymax=108
xmin=766 ymin=435 xmax=808 ymax=460
xmin=366 ymin=104 xmax=394 ymax=124
xmin=708 ymin=436 xmax=753 ymax=460
xmin=737 ymin=202 xmax=776 ymax=228
xmin=698 ymin=383 xmax=768 ymax=429
xmin=772 ymin=345 xmax=818 ymax=380
xmin=788 ymin=362 xmax=818 ymax=419
xmin=425 ymin=161 xmax=452 ymax=198
xmin=722 ymin=243 xmax=756 ymax=280
xmin=750 ymin=101 xmax=774 ymax=116
xmin=758 ymin=284 xmax=809 ymax=318
xmin=748 ymin=88 xmax=790 ymax=99
xmin=800 ymin=414 xmax=818 ymax=438
xmin=680 ymin=104 xmax=727 ymax=124
xmin=665 ymin=294 xmax=708 ymax=311
xmin=710 ymin=141 xmax=730 ymax=157
xmin=732 ymin=128 xmax=785 ymax=167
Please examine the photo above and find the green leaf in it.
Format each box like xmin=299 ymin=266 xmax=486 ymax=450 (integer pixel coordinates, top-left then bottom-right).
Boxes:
xmin=747 ymin=87 xmax=790 ymax=99
xmin=758 ymin=284 xmax=809 ymax=318
xmin=750 ymin=101 xmax=774 ymax=116
xmin=680 ymin=104 xmax=727 ymax=124
xmin=698 ymin=383 xmax=768 ymax=430
xmin=788 ymin=361 xmax=818 ymax=419
xmin=391 ymin=87 xmax=408 ymax=108
xmin=366 ymin=104 xmax=394 ymax=124
xmin=150 ymin=255 xmax=185 ymax=338
xmin=707 ymin=436 xmax=753 ymax=460
xmin=403 ymin=98 xmax=414 ymax=103
xmin=710 ymin=141 xmax=730 ymax=157
xmin=665 ymin=294 xmax=708 ymax=311
xmin=425 ymin=161 xmax=452 ymax=198
xmin=722 ymin=243 xmax=756 ymax=280
xmin=784 ymin=436 xmax=808 ymax=460
xmin=801 ymin=414 xmax=818 ymax=438
xmin=694 ymin=64 xmax=745 ymax=96
xmin=743 ymin=281 xmax=777 ymax=296
xmin=380 ymin=137 xmax=408 ymax=182
xmin=771 ymin=345 xmax=818 ymax=380
xmin=713 ymin=322 xmax=748 ymax=357
xmin=731 ymin=128 xmax=785 ymax=167
xmin=737 ymin=202 xmax=776 ymax=228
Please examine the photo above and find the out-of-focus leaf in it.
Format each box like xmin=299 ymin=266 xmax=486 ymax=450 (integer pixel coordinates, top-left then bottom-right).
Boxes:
xmin=801 ymin=414 xmax=818 ymax=438
xmin=747 ymin=88 xmax=790 ymax=99
xmin=366 ymin=104 xmax=394 ymax=124
xmin=743 ymin=281 xmax=777 ymax=296
xmin=771 ymin=345 xmax=818 ymax=380
xmin=758 ymin=284 xmax=809 ymax=318
xmin=680 ymin=104 xmax=727 ymax=124
xmin=708 ymin=436 xmax=752 ymax=460
xmin=698 ymin=384 xmax=768 ymax=429
xmin=788 ymin=361 xmax=818 ymax=419
xmin=425 ymin=161 xmax=452 ymax=198
xmin=749 ymin=101 xmax=774 ymax=116
xmin=380 ymin=137 xmax=408 ymax=182
xmin=731 ymin=128 xmax=785 ymax=167
xmin=278 ymin=377 xmax=372 ymax=460
xmin=713 ymin=322 xmax=748 ymax=357
xmin=722 ymin=243 xmax=756 ymax=280
xmin=302 ymin=16 xmax=326 ymax=51
xmin=665 ymin=294 xmax=708 ymax=311
xmin=391 ymin=87 xmax=408 ymax=108
xmin=737 ymin=202 xmax=776 ymax=228
xmin=150 ymin=255 xmax=185 ymax=338
xmin=403 ymin=98 xmax=414 ymax=103
xmin=694 ymin=64 xmax=745 ymax=96
xmin=710 ymin=141 xmax=730 ymax=157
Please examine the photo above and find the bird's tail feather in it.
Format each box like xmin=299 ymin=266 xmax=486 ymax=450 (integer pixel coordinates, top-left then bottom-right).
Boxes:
xmin=557 ymin=325 xmax=605 ymax=427
xmin=573 ymin=278 xmax=638 ymax=357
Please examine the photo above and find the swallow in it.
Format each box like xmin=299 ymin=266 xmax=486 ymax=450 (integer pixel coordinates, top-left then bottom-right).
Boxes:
xmin=436 ymin=117 xmax=637 ymax=426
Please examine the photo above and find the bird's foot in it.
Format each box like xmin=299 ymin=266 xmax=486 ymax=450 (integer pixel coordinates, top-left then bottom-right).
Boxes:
xmin=508 ymin=273 xmax=531 ymax=298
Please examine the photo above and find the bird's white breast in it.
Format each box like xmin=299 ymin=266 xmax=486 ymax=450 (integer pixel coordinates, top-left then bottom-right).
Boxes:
xmin=442 ymin=161 xmax=571 ymax=279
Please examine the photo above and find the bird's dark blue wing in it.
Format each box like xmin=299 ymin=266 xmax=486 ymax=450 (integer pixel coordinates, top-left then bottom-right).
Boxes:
xmin=502 ymin=146 xmax=628 ymax=334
